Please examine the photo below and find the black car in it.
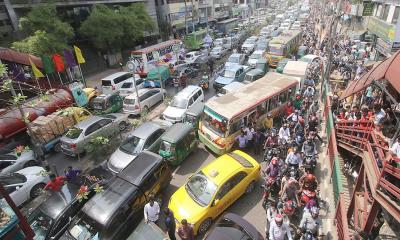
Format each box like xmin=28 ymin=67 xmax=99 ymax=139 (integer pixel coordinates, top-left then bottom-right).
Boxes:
xmin=204 ymin=213 xmax=264 ymax=240
xmin=28 ymin=181 xmax=99 ymax=240
xmin=61 ymin=151 xmax=172 ymax=240
xmin=173 ymin=66 xmax=199 ymax=79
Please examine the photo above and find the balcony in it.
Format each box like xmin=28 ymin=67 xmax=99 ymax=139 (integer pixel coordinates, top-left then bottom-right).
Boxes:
xmin=10 ymin=0 xmax=144 ymax=8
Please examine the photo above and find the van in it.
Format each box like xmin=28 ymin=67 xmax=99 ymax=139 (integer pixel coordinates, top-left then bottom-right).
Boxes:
xmin=101 ymin=72 xmax=132 ymax=94
xmin=123 ymin=88 xmax=165 ymax=115
xmin=162 ymin=86 xmax=204 ymax=123
xmin=217 ymin=82 xmax=245 ymax=97
xmin=63 ymin=151 xmax=172 ymax=240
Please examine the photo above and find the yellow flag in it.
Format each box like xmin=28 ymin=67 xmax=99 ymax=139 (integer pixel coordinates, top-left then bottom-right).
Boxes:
xmin=29 ymin=58 xmax=44 ymax=78
xmin=74 ymin=45 xmax=86 ymax=64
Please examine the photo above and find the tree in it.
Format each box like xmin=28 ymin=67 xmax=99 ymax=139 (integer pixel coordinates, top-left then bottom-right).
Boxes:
xmin=80 ymin=4 xmax=154 ymax=53
xmin=11 ymin=4 xmax=74 ymax=55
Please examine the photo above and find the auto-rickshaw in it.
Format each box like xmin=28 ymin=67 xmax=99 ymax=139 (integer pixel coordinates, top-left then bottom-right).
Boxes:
xmin=159 ymin=123 xmax=198 ymax=166
xmin=90 ymin=92 xmax=123 ymax=114
xmin=184 ymin=104 xmax=204 ymax=136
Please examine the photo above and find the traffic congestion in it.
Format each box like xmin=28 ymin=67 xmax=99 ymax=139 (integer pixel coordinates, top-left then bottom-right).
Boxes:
xmin=0 ymin=0 xmax=338 ymax=239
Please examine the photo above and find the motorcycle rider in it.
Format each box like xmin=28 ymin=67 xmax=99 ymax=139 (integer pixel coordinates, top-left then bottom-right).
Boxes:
xmin=263 ymin=113 xmax=274 ymax=131
xmin=287 ymin=109 xmax=300 ymax=123
xmin=303 ymin=86 xmax=315 ymax=99
xmin=285 ymin=147 xmax=303 ymax=169
xmin=302 ymin=137 xmax=318 ymax=159
xmin=266 ymin=204 xmax=278 ymax=238
xmin=263 ymin=158 xmax=281 ymax=179
xmin=278 ymin=124 xmax=291 ymax=144
xmin=280 ymin=178 xmax=300 ymax=206
xmin=300 ymin=173 xmax=319 ymax=192
xmin=298 ymin=207 xmax=323 ymax=239
xmin=269 ymin=214 xmax=293 ymax=240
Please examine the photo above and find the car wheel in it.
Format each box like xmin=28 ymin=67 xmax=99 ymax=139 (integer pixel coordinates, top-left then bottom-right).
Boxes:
xmin=30 ymin=183 xmax=46 ymax=199
xmin=119 ymin=121 xmax=127 ymax=132
xmin=23 ymin=160 xmax=38 ymax=168
xmin=198 ymin=218 xmax=212 ymax=235
xmin=245 ymin=181 xmax=255 ymax=195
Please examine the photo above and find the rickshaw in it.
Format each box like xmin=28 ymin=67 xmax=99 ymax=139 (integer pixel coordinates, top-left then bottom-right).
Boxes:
xmin=184 ymin=104 xmax=204 ymax=137
xmin=159 ymin=123 xmax=198 ymax=166
xmin=90 ymin=92 xmax=123 ymax=114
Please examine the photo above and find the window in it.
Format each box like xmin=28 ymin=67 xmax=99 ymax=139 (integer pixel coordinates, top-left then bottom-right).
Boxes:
xmin=140 ymin=92 xmax=151 ymax=101
xmin=269 ymin=95 xmax=279 ymax=110
xmin=229 ymin=120 xmax=242 ymax=135
xmin=382 ymin=4 xmax=390 ymax=20
xmin=114 ymin=74 xmax=130 ymax=84
xmin=188 ymin=97 xmax=194 ymax=106
xmin=136 ymin=78 xmax=144 ymax=85
xmin=144 ymin=129 xmax=164 ymax=149
xmin=392 ymin=6 xmax=400 ymax=24
xmin=192 ymin=91 xmax=199 ymax=102
xmin=279 ymin=91 xmax=287 ymax=104
xmin=85 ymin=123 xmax=101 ymax=135
xmin=215 ymin=180 xmax=234 ymax=200
xmin=230 ymin=171 xmax=247 ymax=186
xmin=98 ymin=119 xmax=112 ymax=127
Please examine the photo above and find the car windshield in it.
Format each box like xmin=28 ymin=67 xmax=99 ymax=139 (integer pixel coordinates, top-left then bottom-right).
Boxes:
xmin=29 ymin=209 xmax=54 ymax=240
xmin=223 ymin=70 xmax=236 ymax=78
xmin=250 ymin=53 xmax=262 ymax=59
xmin=65 ymin=128 xmax=83 ymax=139
xmin=269 ymin=45 xmax=284 ymax=55
xmin=170 ymin=97 xmax=188 ymax=109
xmin=202 ymin=113 xmax=227 ymax=137
xmin=185 ymin=171 xmax=217 ymax=206
xmin=91 ymin=99 xmax=105 ymax=110
xmin=119 ymin=135 xmax=145 ymax=154
xmin=121 ymin=82 xmax=133 ymax=89
xmin=102 ymin=80 xmax=111 ymax=86
xmin=228 ymin=56 xmax=240 ymax=63
xmin=124 ymin=98 xmax=136 ymax=105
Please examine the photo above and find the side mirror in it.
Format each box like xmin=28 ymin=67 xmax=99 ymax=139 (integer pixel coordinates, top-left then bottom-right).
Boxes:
xmin=212 ymin=199 xmax=220 ymax=206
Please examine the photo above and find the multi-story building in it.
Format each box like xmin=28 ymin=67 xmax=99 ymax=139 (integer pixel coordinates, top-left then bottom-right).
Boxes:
xmin=0 ymin=0 xmax=14 ymax=37
xmin=366 ymin=1 xmax=400 ymax=58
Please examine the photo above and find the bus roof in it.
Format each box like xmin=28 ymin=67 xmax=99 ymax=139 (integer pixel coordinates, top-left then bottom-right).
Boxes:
xmin=282 ymin=61 xmax=309 ymax=77
xmin=217 ymin=18 xmax=239 ymax=24
xmin=131 ymin=39 xmax=181 ymax=54
xmin=270 ymin=30 xmax=301 ymax=45
xmin=206 ymin=72 xmax=298 ymax=120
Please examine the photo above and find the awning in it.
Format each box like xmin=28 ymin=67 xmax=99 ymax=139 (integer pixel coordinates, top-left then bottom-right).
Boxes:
xmin=0 ymin=48 xmax=43 ymax=68
xmin=340 ymin=50 xmax=400 ymax=100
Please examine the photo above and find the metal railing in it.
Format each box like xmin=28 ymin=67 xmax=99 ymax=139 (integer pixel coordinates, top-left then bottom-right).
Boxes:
xmin=335 ymin=193 xmax=351 ymax=240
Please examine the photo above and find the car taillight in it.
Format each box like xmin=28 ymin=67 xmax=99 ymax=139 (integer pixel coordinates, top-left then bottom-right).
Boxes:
xmin=71 ymin=144 xmax=77 ymax=149
xmin=112 ymin=86 xmax=115 ymax=90
xmin=135 ymin=105 xmax=140 ymax=109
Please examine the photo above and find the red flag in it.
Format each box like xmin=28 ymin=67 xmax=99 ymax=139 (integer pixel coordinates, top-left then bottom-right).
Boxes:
xmin=52 ymin=54 xmax=65 ymax=72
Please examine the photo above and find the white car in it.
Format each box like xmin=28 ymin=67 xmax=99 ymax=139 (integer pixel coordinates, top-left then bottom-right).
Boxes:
xmin=225 ymin=53 xmax=246 ymax=68
xmin=210 ymin=47 xmax=228 ymax=59
xmin=247 ymin=50 xmax=265 ymax=67
xmin=118 ymin=76 xmax=144 ymax=98
xmin=123 ymin=88 xmax=165 ymax=115
xmin=0 ymin=166 xmax=50 ymax=206
xmin=185 ymin=51 xmax=203 ymax=64
xmin=0 ymin=150 xmax=38 ymax=174
xmin=241 ymin=39 xmax=257 ymax=55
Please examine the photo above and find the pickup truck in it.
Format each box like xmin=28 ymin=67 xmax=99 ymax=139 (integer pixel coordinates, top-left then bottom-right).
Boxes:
xmin=213 ymin=65 xmax=250 ymax=91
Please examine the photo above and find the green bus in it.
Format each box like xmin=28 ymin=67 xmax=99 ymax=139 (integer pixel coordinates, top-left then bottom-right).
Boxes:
xmin=184 ymin=29 xmax=208 ymax=50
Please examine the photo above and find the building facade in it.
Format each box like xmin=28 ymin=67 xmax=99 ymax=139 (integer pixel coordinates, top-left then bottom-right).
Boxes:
xmin=0 ymin=0 xmax=15 ymax=37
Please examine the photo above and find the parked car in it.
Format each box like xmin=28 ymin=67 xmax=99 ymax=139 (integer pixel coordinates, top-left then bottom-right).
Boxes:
xmin=28 ymin=182 xmax=99 ymax=240
xmin=101 ymin=72 xmax=133 ymax=94
xmin=210 ymin=47 xmax=228 ymax=59
xmin=62 ymin=151 xmax=172 ymax=240
xmin=162 ymin=86 xmax=204 ymax=123
xmin=213 ymin=65 xmax=250 ymax=91
xmin=126 ymin=219 xmax=169 ymax=240
xmin=173 ymin=66 xmax=199 ymax=79
xmin=185 ymin=51 xmax=203 ymax=64
xmin=247 ymin=50 xmax=265 ymax=68
xmin=244 ymin=59 xmax=268 ymax=83
xmin=241 ymin=38 xmax=257 ymax=55
xmin=123 ymin=88 xmax=164 ymax=116
xmin=118 ymin=77 xmax=144 ymax=98
xmin=60 ymin=114 xmax=129 ymax=157
xmin=90 ymin=92 xmax=123 ymax=115
xmin=0 ymin=166 xmax=50 ymax=206
xmin=0 ymin=150 xmax=37 ymax=174
xmin=204 ymin=213 xmax=264 ymax=240
xmin=107 ymin=121 xmax=170 ymax=173
xmin=225 ymin=53 xmax=246 ymax=68
xmin=168 ymin=150 xmax=260 ymax=235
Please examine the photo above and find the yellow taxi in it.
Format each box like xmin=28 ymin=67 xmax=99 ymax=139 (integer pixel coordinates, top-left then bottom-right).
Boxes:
xmin=168 ymin=150 xmax=260 ymax=235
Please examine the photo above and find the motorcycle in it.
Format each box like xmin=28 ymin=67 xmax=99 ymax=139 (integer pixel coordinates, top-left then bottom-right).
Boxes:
xmin=263 ymin=147 xmax=281 ymax=164
xmin=199 ymin=73 xmax=209 ymax=91
xmin=303 ymin=155 xmax=317 ymax=173
xmin=286 ymin=165 xmax=301 ymax=180
xmin=262 ymin=176 xmax=280 ymax=208
xmin=300 ymin=189 xmax=317 ymax=206
xmin=280 ymin=199 xmax=298 ymax=220
xmin=301 ymin=229 xmax=317 ymax=240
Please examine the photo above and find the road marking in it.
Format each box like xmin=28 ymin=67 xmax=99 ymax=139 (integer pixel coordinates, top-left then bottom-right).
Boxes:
xmin=172 ymin=165 xmax=181 ymax=176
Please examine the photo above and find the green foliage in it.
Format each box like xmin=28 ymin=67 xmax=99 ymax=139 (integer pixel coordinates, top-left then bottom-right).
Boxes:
xmin=0 ymin=63 xmax=7 ymax=76
xmin=12 ymin=4 xmax=73 ymax=55
xmin=80 ymin=3 xmax=155 ymax=52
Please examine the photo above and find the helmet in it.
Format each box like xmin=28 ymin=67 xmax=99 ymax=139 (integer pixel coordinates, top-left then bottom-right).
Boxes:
xmin=271 ymin=157 xmax=278 ymax=165
xmin=299 ymin=118 xmax=305 ymax=125
xmin=310 ymin=206 xmax=319 ymax=216
xmin=267 ymin=113 xmax=272 ymax=117
xmin=306 ymin=174 xmax=316 ymax=182
xmin=274 ymin=214 xmax=283 ymax=222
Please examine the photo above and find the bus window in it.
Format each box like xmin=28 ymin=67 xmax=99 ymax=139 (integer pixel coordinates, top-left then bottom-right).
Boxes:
xmin=269 ymin=95 xmax=279 ymax=110
xmin=289 ymin=86 xmax=296 ymax=100
xmin=203 ymin=114 xmax=227 ymax=137
xmin=279 ymin=92 xmax=287 ymax=104
xmin=229 ymin=120 xmax=242 ymax=135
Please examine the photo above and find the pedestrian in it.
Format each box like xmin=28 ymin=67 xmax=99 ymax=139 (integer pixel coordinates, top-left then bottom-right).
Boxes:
xmin=208 ymin=57 xmax=214 ymax=75
xmin=253 ymin=128 xmax=265 ymax=155
xmin=177 ymin=219 xmax=194 ymax=240
xmin=245 ymin=123 xmax=255 ymax=149
xmin=119 ymin=60 xmax=124 ymax=71
xmin=44 ymin=174 xmax=66 ymax=192
xmin=144 ymin=195 xmax=160 ymax=225
xmin=180 ymin=72 xmax=187 ymax=88
xmin=235 ymin=131 xmax=248 ymax=150
xmin=173 ymin=77 xmax=180 ymax=93
xmin=64 ymin=166 xmax=81 ymax=183
xmin=164 ymin=208 xmax=176 ymax=240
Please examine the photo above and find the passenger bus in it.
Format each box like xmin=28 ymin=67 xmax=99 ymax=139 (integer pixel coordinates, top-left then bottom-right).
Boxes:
xmin=184 ymin=29 xmax=208 ymax=51
xmin=198 ymin=72 xmax=299 ymax=155
xmin=130 ymin=39 xmax=182 ymax=77
xmin=265 ymin=30 xmax=302 ymax=67
xmin=216 ymin=18 xmax=239 ymax=34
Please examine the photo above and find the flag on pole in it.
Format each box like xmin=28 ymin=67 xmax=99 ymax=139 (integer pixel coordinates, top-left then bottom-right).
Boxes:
xmin=52 ymin=54 xmax=65 ymax=72
xmin=74 ymin=45 xmax=86 ymax=64
xmin=29 ymin=58 xmax=44 ymax=78
xmin=63 ymin=49 xmax=77 ymax=68
xmin=41 ymin=55 xmax=55 ymax=74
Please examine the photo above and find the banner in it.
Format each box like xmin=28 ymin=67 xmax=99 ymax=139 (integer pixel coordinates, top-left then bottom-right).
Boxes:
xmin=74 ymin=45 xmax=86 ymax=64
xmin=63 ymin=49 xmax=77 ymax=68
xmin=41 ymin=55 xmax=55 ymax=74
xmin=52 ymin=54 xmax=65 ymax=72
xmin=29 ymin=58 xmax=44 ymax=78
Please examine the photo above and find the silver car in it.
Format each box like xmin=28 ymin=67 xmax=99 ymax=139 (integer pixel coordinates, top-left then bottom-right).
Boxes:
xmin=210 ymin=47 xmax=228 ymax=59
xmin=60 ymin=114 xmax=129 ymax=157
xmin=107 ymin=121 xmax=171 ymax=173
xmin=0 ymin=150 xmax=38 ymax=173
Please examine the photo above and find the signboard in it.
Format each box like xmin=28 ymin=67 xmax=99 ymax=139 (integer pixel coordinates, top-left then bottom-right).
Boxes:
xmin=367 ymin=17 xmax=396 ymax=43
xmin=362 ymin=2 xmax=373 ymax=16
xmin=376 ymin=38 xmax=392 ymax=57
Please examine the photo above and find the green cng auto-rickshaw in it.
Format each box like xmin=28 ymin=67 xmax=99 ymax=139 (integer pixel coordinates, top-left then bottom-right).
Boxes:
xmin=184 ymin=104 xmax=204 ymax=135
xmin=159 ymin=123 xmax=198 ymax=166
xmin=90 ymin=92 xmax=123 ymax=114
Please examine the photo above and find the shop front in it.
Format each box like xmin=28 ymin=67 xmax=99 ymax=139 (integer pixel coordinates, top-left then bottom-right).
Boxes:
xmin=367 ymin=16 xmax=400 ymax=59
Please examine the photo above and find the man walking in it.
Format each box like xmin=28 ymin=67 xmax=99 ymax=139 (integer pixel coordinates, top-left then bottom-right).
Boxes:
xmin=178 ymin=219 xmax=194 ymax=240
xmin=164 ymin=208 xmax=176 ymax=240
xmin=144 ymin=195 xmax=160 ymax=225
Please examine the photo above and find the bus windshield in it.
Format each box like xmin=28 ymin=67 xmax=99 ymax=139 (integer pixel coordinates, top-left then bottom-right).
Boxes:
xmin=268 ymin=45 xmax=284 ymax=55
xmin=202 ymin=113 xmax=227 ymax=137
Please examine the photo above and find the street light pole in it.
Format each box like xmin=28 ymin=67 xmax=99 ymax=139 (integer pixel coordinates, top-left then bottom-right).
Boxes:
xmin=127 ymin=61 xmax=141 ymax=114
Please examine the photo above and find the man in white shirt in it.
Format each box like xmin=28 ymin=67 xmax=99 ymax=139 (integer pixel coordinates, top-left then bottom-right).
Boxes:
xmin=269 ymin=214 xmax=293 ymax=240
xmin=390 ymin=136 xmax=400 ymax=158
xmin=144 ymin=195 xmax=160 ymax=225
xmin=278 ymin=124 xmax=291 ymax=143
